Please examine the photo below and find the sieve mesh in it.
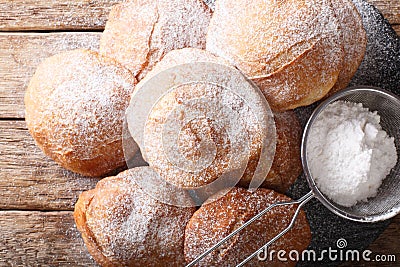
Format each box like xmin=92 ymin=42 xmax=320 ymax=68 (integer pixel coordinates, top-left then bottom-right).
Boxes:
xmin=302 ymin=87 xmax=400 ymax=222
xmin=187 ymin=87 xmax=400 ymax=266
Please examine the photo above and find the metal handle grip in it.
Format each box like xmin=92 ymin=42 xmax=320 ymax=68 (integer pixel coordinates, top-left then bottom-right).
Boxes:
xmin=186 ymin=191 xmax=314 ymax=267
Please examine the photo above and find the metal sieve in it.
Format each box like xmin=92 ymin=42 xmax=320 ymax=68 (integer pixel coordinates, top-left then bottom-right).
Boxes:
xmin=303 ymin=86 xmax=400 ymax=222
xmin=187 ymin=86 xmax=400 ymax=266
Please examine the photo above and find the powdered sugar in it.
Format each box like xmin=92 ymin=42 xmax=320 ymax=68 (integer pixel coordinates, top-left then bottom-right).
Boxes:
xmin=25 ymin=49 xmax=136 ymax=177
xmin=126 ymin=57 xmax=276 ymax=192
xmin=184 ymin=187 xmax=311 ymax=266
xmin=99 ymin=0 xmax=212 ymax=80
xmin=206 ymin=0 xmax=345 ymax=110
xmin=307 ymin=100 xmax=397 ymax=207
xmin=328 ymin=0 xmax=367 ymax=93
xmin=144 ymin=81 xmax=254 ymax=188
xmin=80 ymin=167 xmax=196 ymax=265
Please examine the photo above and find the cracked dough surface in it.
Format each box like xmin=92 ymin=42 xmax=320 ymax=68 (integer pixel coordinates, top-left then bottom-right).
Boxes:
xmin=99 ymin=0 xmax=212 ymax=81
xmin=206 ymin=0 xmax=365 ymax=111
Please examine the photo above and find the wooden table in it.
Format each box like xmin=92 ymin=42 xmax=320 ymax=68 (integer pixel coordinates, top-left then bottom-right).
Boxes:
xmin=0 ymin=1 xmax=399 ymax=266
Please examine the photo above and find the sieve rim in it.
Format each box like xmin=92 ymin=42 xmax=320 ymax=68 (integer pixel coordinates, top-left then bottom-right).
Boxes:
xmin=301 ymin=86 xmax=400 ymax=222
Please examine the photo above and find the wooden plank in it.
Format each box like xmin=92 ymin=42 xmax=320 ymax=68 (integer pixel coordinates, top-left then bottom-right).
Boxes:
xmin=0 ymin=0 xmax=397 ymax=31
xmin=0 ymin=0 xmax=121 ymax=31
xmin=0 ymin=210 xmax=398 ymax=266
xmin=341 ymin=215 xmax=400 ymax=267
xmin=0 ymin=120 xmax=101 ymax=211
xmin=0 ymin=32 xmax=101 ymax=119
xmin=0 ymin=15 xmax=397 ymax=120
xmin=0 ymin=210 xmax=95 ymax=266
xmin=366 ymin=215 xmax=400 ymax=266
xmin=367 ymin=0 xmax=400 ymax=25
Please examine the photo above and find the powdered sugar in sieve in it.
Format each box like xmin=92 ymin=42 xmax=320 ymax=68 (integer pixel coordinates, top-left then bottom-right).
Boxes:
xmin=187 ymin=87 xmax=400 ymax=266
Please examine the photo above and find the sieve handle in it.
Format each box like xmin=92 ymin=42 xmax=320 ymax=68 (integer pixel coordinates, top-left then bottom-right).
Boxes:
xmin=186 ymin=190 xmax=314 ymax=267
xmin=236 ymin=190 xmax=314 ymax=266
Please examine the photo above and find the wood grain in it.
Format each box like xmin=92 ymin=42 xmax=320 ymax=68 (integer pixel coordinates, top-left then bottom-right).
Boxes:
xmin=2 ymin=30 xmax=400 ymax=120
xmin=0 ymin=120 xmax=101 ymax=211
xmin=367 ymin=215 xmax=400 ymax=265
xmin=0 ymin=0 xmax=397 ymax=31
xmin=0 ymin=0 xmax=121 ymax=31
xmin=0 ymin=210 xmax=96 ymax=266
xmin=0 ymin=210 xmax=397 ymax=267
xmin=0 ymin=32 xmax=100 ymax=119
xmin=366 ymin=0 xmax=400 ymax=25
xmin=341 ymin=215 xmax=400 ymax=267
xmin=0 ymin=1 xmax=398 ymax=266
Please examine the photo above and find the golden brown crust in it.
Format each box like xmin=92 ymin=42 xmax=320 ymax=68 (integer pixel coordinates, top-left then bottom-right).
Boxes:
xmin=239 ymin=111 xmax=302 ymax=193
xmin=144 ymin=82 xmax=242 ymax=188
xmin=264 ymin=111 xmax=302 ymax=192
xmin=99 ymin=0 xmax=212 ymax=80
xmin=206 ymin=0 xmax=344 ymax=111
xmin=250 ymin=37 xmax=343 ymax=111
xmin=145 ymin=82 xmax=266 ymax=189
xmin=328 ymin=0 xmax=367 ymax=94
xmin=136 ymin=48 xmax=231 ymax=86
xmin=74 ymin=167 xmax=196 ymax=266
xmin=131 ymin=48 xmax=275 ymax=189
xmin=184 ymin=187 xmax=312 ymax=266
xmin=24 ymin=49 xmax=137 ymax=177
xmin=136 ymin=48 xmax=238 ymax=188
xmin=134 ymin=49 xmax=306 ymax=193
xmin=74 ymin=188 xmax=113 ymax=266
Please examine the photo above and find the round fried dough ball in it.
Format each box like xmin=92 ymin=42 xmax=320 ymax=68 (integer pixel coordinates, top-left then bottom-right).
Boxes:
xmin=129 ymin=48 xmax=276 ymax=189
xmin=100 ymin=0 xmax=212 ymax=80
xmin=206 ymin=0 xmax=345 ymax=111
xmin=74 ymin=167 xmax=196 ymax=266
xmin=25 ymin=49 xmax=137 ymax=177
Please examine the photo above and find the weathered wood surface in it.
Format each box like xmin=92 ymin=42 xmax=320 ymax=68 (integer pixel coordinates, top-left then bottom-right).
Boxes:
xmin=0 ymin=32 xmax=101 ymax=118
xmin=0 ymin=119 xmax=399 ymax=266
xmin=0 ymin=211 xmax=96 ymax=266
xmin=0 ymin=0 xmax=399 ymax=266
xmin=0 ymin=0 xmax=121 ymax=31
xmin=2 ymin=31 xmax=400 ymax=120
xmin=0 ymin=120 xmax=101 ymax=211
xmin=342 ymin=215 xmax=400 ymax=266
xmin=366 ymin=217 xmax=400 ymax=265
xmin=0 ymin=0 xmax=398 ymax=31
xmin=0 ymin=210 xmax=398 ymax=267
xmin=0 ymin=2 xmax=398 ymax=120
xmin=366 ymin=0 xmax=400 ymax=25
